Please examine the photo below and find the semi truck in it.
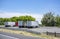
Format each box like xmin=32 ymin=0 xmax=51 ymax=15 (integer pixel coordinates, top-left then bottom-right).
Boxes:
xmin=18 ymin=21 xmax=39 ymax=28
xmin=4 ymin=22 xmax=15 ymax=27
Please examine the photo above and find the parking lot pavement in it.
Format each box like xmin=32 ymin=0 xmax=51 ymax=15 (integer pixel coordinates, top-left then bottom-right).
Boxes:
xmin=0 ymin=34 xmax=19 ymax=39
xmin=0 ymin=25 xmax=5 ymax=28
xmin=28 ymin=27 xmax=60 ymax=33
xmin=0 ymin=26 xmax=60 ymax=33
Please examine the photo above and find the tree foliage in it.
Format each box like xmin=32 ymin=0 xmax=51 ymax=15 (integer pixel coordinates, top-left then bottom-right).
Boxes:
xmin=18 ymin=16 xmax=35 ymax=21
xmin=0 ymin=16 xmax=35 ymax=25
xmin=41 ymin=12 xmax=56 ymax=26
xmin=55 ymin=15 xmax=60 ymax=26
xmin=41 ymin=12 xmax=60 ymax=26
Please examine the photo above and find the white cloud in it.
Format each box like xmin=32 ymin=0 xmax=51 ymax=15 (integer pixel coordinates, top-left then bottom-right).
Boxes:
xmin=0 ymin=12 xmax=43 ymax=24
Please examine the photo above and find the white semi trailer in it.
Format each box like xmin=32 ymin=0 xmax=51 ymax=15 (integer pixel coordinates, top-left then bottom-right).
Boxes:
xmin=4 ymin=22 xmax=15 ymax=27
xmin=18 ymin=21 xmax=23 ymax=28
xmin=18 ymin=21 xmax=39 ymax=28
xmin=26 ymin=21 xmax=39 ymax=28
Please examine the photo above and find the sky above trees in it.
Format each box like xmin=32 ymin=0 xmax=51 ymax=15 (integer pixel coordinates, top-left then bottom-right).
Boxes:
xmin=0 ymin=0 xmax=60 ymax=23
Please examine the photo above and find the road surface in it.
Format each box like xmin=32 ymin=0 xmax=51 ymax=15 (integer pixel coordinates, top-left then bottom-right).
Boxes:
xmin=0 ymin=31 xmax=45 ymax=39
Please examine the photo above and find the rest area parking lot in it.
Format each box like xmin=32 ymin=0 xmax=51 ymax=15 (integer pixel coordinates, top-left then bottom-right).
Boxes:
xmin=0 ymin=26 xmax=60 ymax=33
xmin=0 ymin=26 xmax=60 ymax=37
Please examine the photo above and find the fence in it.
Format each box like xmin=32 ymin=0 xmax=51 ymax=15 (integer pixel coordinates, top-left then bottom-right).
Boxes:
xmin=46 ymin=31 xmax=60 ymax=37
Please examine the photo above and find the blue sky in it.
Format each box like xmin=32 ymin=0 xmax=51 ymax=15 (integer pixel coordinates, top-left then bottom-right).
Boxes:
xmin=0 ymin=0 xmax=60 ymax=23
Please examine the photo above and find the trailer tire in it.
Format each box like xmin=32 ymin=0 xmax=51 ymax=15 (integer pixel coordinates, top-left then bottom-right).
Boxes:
xmin=5 ymin=25 xmax=10 ymax=27
xmin=19 ymin=26 xmax=22 ymax=28
xmin=28 ymin=26 xmax=33 ymax=28
xmin=35 ymin=26 xmax=38 ymax=28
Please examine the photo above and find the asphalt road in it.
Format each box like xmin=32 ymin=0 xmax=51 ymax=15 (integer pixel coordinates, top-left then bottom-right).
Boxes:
xmin=0 ymin=34 xmax=19 ymax=39
xmin=0 ymin=31 xmax=45 ymax=39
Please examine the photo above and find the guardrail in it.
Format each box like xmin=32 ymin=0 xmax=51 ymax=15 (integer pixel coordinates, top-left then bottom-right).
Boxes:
xmin=46 ymin=31 xmax=60 ymax=37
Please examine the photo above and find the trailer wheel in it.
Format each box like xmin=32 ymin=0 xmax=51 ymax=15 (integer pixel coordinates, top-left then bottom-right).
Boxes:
xmin=19 ymin=26 xmax=22 ymax=28
xmin=13 ymin=25 xmax=15 ymax=27
xmin=5 ymin=26 xmax=8 ymax=27
xmin=35 ymin=26 xmax=38 ymax=28
xmin=19 ymin=26 xmax=20 ymax=28
xmin=28 ymin=26 xmax=33 ymax=28
xmin=30 ymin=26 xmax=33 ymax=28
xmin=5 ymin=25 xmax=10 ymax=27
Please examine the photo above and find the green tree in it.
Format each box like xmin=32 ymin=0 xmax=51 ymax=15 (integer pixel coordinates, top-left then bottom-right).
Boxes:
xmin=55 ymin=15 xmax=60 ymax=26
xmin=18 ymin=16 xmax=35 ymax=21
xmin=0 ymin=18 xmax=4 ymax=25
xmin=0 ymin=16 xmax=35 ymax=25
xmin=3 ymin=18 xmax=11 ymax=22
xmin=41 ymin=12 xmax=55 ymax=26
xmin=10 ymin=16 xmax=18 ymax=22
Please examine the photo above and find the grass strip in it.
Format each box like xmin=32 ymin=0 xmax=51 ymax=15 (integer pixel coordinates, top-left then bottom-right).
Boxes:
xmin=0 ymin=28 xmax=60 ymax=39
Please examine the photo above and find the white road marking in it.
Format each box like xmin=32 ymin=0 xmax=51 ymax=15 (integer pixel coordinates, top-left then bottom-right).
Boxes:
xmin=0 ymin=34 xmax=19 ymax=39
